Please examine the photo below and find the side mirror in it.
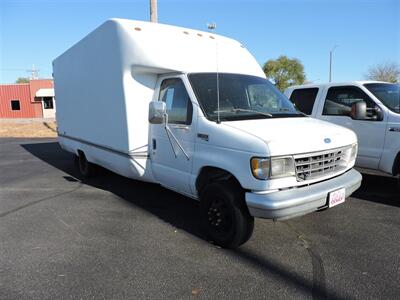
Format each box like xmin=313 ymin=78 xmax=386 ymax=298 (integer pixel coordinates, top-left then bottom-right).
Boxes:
xmin=149 ymin=101 xmax=166 ymax=124
xmin=351 ymin=101 xmax=367 ymax=120
xmin=374 ymin=107 xmax=384 ymax=121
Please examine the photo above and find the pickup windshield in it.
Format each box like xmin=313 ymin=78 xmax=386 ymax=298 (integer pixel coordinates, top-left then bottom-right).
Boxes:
xmin=364 ymin=83 xmax=400 ymax=114
xmin=188 ymin=73 xmax=303 ymax=121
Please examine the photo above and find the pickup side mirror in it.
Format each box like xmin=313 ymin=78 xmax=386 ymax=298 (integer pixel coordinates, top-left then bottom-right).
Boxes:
xmin=149 ymin=101 xmax=166 ymax=124
xmin=374 ymin=107 xmax=384 ymax=121
xmin=351 ymin=101 xmax=367 ymax=120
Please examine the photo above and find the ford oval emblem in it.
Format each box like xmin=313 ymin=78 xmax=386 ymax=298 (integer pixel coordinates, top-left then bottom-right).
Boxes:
xmin=324 ymin=138 xmax=331 ymax=144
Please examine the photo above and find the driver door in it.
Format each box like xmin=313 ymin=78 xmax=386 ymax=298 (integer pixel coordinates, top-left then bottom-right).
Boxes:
xmin=150 ymin=75 xmax=196 ymax=195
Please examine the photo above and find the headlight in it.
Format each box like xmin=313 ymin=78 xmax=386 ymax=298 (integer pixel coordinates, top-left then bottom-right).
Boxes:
xmin=270 ymin=157 xmax=296 ymax=179
xmin=250 ymin=157 xmax=270 ymax=180
xmin=250 ymin=156 xmax=295 ymax=180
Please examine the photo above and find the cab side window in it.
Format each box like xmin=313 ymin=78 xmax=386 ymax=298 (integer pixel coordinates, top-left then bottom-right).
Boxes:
xmin=159 ymin=78 xmax=193 ymax=125
xmin=289 ymin=88 xmax=319 ymax=115
xmin=323 ymin=86 xmax=376 ymax=118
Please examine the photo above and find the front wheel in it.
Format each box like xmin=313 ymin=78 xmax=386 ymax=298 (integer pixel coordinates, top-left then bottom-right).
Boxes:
xmin=200 ymin=182 xmax=254 ymax=248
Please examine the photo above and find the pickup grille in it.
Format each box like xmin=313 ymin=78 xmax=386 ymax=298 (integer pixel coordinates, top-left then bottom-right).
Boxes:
xmin=294 ymin=146 xmax=351 ymax=182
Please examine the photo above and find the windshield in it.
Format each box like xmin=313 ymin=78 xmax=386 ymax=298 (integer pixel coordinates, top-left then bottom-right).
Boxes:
xmin=364 ymin=83 xmax=400 ymax=114
xmin=188 ymin=73 xmax=303 ymax=121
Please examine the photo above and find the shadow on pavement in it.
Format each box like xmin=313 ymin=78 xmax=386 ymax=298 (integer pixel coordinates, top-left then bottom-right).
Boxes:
xmin=21 ymin=141 xmax=203 ymax=240
xmin=21 ymin=140 xmax=381 ymax=300
xmin=353 ymin=172 xmax=399 ymax=207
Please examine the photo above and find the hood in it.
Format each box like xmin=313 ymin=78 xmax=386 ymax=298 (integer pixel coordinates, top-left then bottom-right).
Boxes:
xmin=223 ymin=117 xmax=356 ymax=156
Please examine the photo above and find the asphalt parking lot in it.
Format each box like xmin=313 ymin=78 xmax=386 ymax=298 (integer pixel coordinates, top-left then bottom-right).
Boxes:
xmin=0 ymin=138 xmax=399 ymax=299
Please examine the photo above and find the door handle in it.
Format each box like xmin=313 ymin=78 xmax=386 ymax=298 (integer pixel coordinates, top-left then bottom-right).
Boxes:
xmin=152 ymin=138 xmax=156 ymax=150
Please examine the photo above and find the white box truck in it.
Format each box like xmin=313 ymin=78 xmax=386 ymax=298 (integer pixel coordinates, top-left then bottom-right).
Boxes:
xmin=53 ymin=19 xmax=362 ymax=248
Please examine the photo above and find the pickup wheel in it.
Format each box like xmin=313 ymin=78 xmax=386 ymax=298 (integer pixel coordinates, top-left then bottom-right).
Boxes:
xmin=397 ymin=175 xmax=400 ymax=191
xmin=200 ymin=182 xmax=254 ymax=248
xmin=75 ymin=151 xmax=97 ymax=178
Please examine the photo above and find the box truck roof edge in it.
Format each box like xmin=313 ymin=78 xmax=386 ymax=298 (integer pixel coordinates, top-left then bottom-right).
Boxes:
xmin=53 ymin=18 xmax=264 ymax=76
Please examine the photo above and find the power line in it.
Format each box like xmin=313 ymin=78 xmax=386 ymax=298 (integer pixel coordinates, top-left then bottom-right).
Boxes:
xmin=27 ymin=64 xmax=40 ymax=79
xmin=0 ymin=64 xmax=40 ymax=79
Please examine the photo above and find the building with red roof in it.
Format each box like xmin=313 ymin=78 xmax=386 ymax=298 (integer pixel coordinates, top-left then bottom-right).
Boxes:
xmin=0 ymin=79 xmax=55 ymax=118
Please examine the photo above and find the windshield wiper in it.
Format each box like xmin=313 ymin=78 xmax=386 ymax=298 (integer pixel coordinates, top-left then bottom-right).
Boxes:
xmin=295 ymin=111 xmax=308 ymax=117
xmin=214 ymin=108 xmax=273 ymax=117
xmin=279 ymin=107 xmax=307 ymax=117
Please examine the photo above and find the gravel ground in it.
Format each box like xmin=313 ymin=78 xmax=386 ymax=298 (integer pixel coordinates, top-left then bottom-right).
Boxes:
xmin=0 ymin=119 xmax=57 ymax=138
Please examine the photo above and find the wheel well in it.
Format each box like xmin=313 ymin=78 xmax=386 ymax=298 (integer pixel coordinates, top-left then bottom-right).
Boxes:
xmin=392 ymin=151 xmax=400 ymax=176
xmin=77 ymin=149 xmax=84 ymax=157
xmin=196 ymin=166 xmax=242 ymax=195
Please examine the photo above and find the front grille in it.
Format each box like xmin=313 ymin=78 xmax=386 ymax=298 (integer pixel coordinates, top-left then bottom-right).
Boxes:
xmin=294 ymin=146 xmax=351 ymax=181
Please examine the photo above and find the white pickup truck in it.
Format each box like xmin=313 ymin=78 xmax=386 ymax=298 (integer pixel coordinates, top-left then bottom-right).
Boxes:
xmin=53 ymin=19 xmax=362 ymax=248
xmin=285 ymin=82 xmax=400 ymax=188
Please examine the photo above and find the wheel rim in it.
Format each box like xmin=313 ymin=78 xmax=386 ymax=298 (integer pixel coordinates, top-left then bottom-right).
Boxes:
xmin=207 ymin=197 xmax=233 ymax=236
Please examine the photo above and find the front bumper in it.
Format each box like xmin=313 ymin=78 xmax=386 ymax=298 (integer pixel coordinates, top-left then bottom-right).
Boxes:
xmin=246 ymin=169 xmax=362 ymax=220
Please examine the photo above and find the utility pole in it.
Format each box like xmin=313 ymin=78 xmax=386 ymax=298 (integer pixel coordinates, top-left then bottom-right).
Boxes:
xmin=329 ymin=45 xmax=338 ymax=82
xmin=27 ymin=64 xmax=39 ymax=80
xmin=150 ymin=0 xmax=158 ymax=23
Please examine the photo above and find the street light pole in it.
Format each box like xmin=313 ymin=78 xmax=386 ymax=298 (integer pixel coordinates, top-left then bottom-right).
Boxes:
xmin=150 ymin=0 xmax=158 ymax=23
xmin=329 ymin=45 xmax=338 ymax=82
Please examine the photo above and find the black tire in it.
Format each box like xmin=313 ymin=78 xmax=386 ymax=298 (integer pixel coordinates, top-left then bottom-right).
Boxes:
xmin=397 ymin=175 xmax=400 ymax=192
xmin=75 ymin=151 xmax=97 ymax=178
xmin=200 ymin=181 xmax=254 ymax=248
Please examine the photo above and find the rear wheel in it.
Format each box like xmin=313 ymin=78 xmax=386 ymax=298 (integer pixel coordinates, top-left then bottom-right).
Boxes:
xmin=200 ymin=181 xmax=254 ymax=248
xmin=395 ymin=156 xmax=400 ymax=191
xmin=76 ymin=151 xmax=97 ymax=177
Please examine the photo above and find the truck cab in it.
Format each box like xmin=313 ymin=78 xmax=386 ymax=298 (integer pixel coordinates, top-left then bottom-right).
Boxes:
xmin=285 ymin=81 xmax=400 ymax=186
xmin=148 ymin=72 xmax=362 ymax=247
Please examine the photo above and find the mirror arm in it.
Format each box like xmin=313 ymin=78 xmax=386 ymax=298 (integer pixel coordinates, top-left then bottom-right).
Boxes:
xmin=375 ymin=107 xmax=384 ymax=121
xmin=163 ymin=113 xmax=190 ymax=160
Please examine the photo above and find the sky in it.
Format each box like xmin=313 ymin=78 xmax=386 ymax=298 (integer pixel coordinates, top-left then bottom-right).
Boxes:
xmin=0 ymin=0 xmax=399 ymax=84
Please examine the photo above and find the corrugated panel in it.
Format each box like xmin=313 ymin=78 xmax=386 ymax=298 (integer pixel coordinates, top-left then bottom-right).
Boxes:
xmin=0 ymin=84 xmax=39 ymax=118
xmin=33 ymin=101 xmax=43 ymax=117
xmin=30 ymin=79 xmax=54 ymax=102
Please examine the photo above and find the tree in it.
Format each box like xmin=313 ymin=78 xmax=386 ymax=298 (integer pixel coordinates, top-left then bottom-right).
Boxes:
xmin=365 ymin=62 xmax=400 ymax=83
xmin=263 ymin=56 xmax=306 ymax=91
xmin=16 ymin=77 xmax=30 ymax=83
